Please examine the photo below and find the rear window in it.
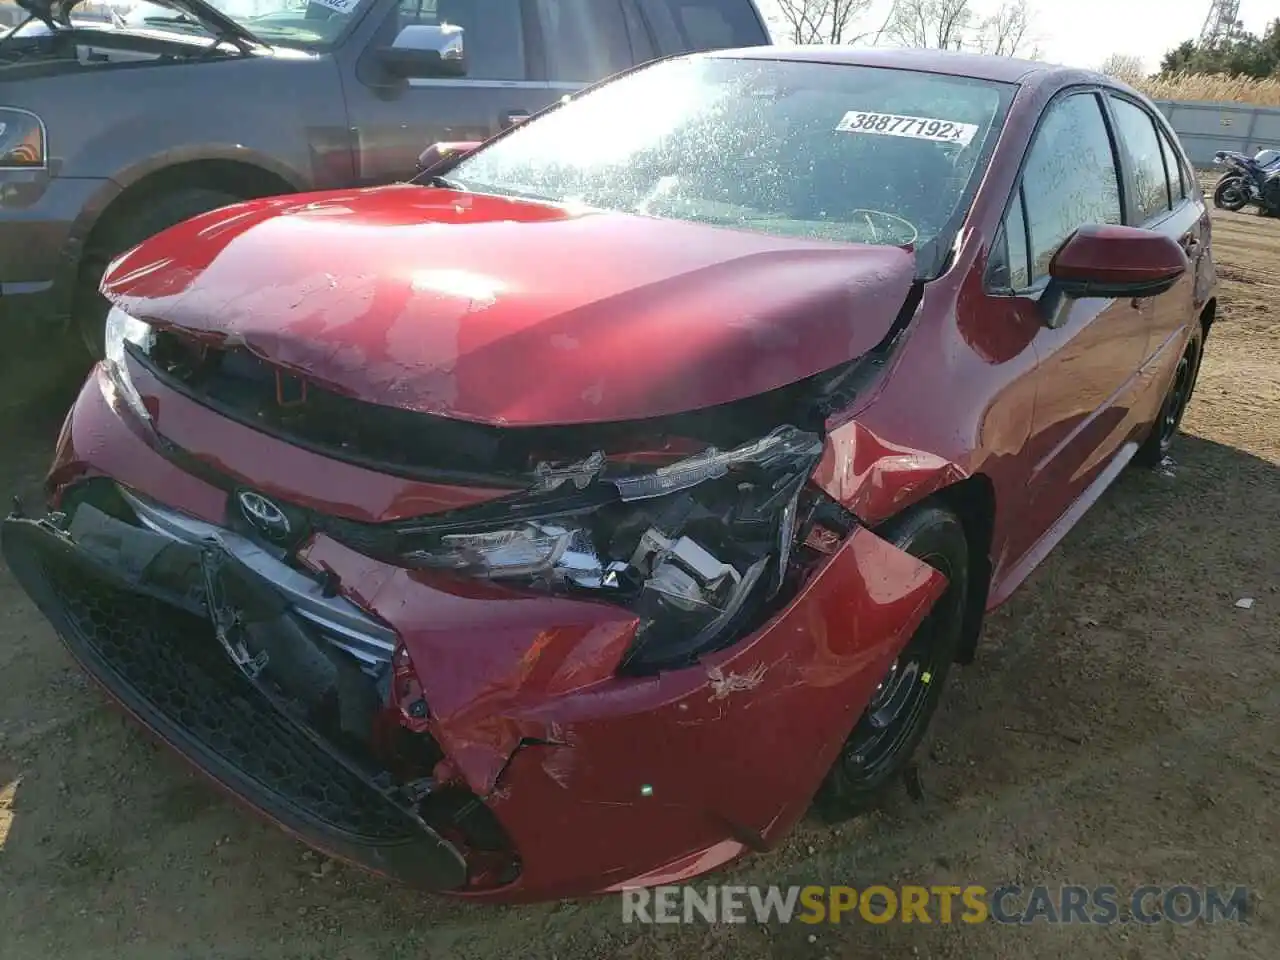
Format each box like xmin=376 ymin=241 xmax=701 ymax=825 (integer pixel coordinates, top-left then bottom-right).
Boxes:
xmin=656 ymin=0 xmax=766 ymax=51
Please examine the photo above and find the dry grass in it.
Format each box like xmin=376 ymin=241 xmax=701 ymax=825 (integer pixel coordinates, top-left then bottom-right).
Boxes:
xmin=1127 ymin=72 xmax=1280 ymax=107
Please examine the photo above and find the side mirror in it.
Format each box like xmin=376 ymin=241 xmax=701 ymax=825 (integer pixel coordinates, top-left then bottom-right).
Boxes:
xmin=417 ymin=140 xmax=482 ymax=174
xmin=1040 ymin=224 xmax=1187 ymax=326
xmin=378 ymin=23 xmax=466 ymax=79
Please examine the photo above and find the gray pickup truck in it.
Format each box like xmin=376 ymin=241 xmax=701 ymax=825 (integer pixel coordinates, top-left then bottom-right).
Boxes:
xmin=0 ymin=0 xmax=769 ymax=354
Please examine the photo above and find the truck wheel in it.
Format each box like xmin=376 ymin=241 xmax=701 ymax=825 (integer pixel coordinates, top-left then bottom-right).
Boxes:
xmin=814 ymin=502 xmax=969 ymax=821
xmin=74 ymin=187 xmax=243 ymax=359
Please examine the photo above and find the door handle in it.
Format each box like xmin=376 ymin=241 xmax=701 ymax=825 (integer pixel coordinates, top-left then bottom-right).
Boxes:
xmin=501 ymin=110 xmax=531 ymax=130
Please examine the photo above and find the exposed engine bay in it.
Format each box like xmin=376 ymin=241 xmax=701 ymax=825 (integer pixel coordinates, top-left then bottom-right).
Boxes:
xmin=332 ymin=424 xmax=831 ymax=675
xmin=96 ymin=298 xmax=917 ymax=759
xmin=28 ymin=403 xmax=862 ymax=889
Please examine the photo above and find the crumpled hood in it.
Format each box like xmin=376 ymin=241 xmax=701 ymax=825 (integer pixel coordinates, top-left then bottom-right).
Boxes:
xmin=102 ymin=185 xmax=917 ymax=427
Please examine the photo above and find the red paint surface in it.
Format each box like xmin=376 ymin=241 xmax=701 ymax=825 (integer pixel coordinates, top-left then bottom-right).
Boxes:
xmin=48 ymin=366 xmax=512 ymax=524
xmin=101 ymin=186 xmax=916 ymax=426
xmin=1049 ymin=224 xmax=1189 ymax=289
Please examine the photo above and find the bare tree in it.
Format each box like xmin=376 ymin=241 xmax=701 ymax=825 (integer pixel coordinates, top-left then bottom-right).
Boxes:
xmin=774 ymin=0 xmax=823 ymax=44
xmin=1098 ymin=52 xmax=1146 ymax=81
xmin=885 ymin=0 xmax=975 ymax=51
xmin=975 ymin=0 xmax=1033 ymax=57
xmin=885 ymin=0 xmax=1037 ymax=56
xmin=826 ymin=0 xmax=875 ymax=43
xmin=774 ymin=0 xmax=875 ymax=45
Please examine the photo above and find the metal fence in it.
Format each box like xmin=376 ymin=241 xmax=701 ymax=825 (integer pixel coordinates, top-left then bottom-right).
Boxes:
xmin=1154 ymin=99 xmax=1280 ymax=168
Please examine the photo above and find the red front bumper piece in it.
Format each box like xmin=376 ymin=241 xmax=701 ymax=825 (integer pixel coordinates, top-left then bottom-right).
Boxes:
xmin=6 ymin=368 xmax=947 ymax=902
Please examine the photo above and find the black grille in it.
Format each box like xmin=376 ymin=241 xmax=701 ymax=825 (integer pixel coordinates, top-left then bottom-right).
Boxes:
xmin=131 ymin=332 xmax=807 ymax=485
xmin=44 ymin=554 xmax=415 ymax=841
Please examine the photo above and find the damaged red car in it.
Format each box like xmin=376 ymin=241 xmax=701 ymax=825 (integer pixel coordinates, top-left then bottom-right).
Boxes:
xmin=3 ymin=48 xmax=1215 ymax=902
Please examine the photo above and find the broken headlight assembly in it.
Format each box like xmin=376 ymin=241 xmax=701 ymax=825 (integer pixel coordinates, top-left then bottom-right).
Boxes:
xmin=103 ymin=306 xmax=155 ymax=424
xmin=385 ymin=426 xmax=826 ymax=673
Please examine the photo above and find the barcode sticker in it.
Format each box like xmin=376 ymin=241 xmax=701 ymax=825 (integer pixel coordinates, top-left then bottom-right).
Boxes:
xmin=835 ymin=111 xmax=980 ymax=147
xmin=310 ymin=0 xmax=360 ymax=13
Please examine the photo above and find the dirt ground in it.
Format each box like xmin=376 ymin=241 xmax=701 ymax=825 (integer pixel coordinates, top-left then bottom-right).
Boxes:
xmin=0 ymin=204 xmax=1276 ymax=960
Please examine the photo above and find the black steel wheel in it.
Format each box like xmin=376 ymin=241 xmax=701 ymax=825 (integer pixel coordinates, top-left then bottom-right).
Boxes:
xmin=815 ymin=502 xmax=969 ymax=821
xmin=1136 ymin=330 xmax=1202 ymax=468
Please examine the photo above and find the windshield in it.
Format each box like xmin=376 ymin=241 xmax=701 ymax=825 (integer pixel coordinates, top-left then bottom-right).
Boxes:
xmin=447 ymin=57 xmax=1014 ymax=275
xmin=96 ymin=0 xmax=366 ymax=47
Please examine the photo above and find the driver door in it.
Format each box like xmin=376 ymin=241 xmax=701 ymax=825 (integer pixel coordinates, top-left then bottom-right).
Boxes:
xmin=344 ymin=0 xmax=560 ymax=185
xmin=988 ymin=91 xmax=1150 ymax=567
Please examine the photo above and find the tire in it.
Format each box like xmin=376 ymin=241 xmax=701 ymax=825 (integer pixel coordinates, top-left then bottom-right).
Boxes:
xmin=1212 ymin=176 xmax=1249 ymax=212
xmin=74 ymin=187 xmax=243 ymax=359
xmin=814 ymin=502 xmax=969 ymax=821
xmin=1262 ymin=180 xmax=1280 ymax=218
xmin=1135 ymin=328 xmax=1203 ymax=468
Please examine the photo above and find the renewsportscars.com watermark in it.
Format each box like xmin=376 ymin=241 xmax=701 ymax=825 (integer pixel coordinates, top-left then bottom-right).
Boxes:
xmin=621 ymin=884 xmax=1251 ymax=926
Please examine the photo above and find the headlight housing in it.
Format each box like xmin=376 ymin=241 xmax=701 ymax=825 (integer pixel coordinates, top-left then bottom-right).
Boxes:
xmin=103 ymin=306 xmax=155 ymax=423
xmin=0 ymin=109 xmax=46 ymax=170
xmin=351 ymin=426 xmax=827 ymax=673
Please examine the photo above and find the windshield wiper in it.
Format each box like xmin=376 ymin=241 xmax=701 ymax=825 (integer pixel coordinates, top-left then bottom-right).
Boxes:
xmin=0 ymin=15 xmax=31 ymax=52
xmin=425 ymin=175 xmax=466 ymax=191
xmin=142 ymin=12 xmax=262 ymax=55
xmin=144 ymin=14 xmax=200 ymax=26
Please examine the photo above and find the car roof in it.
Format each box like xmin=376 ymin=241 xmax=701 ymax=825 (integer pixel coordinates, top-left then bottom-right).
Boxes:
xmin=706 ymin=45 xmax=1085 ymax=88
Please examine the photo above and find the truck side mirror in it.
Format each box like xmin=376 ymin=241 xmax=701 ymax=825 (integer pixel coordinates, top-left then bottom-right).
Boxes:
xmin=377 ymin=23 xmax=466 ymax=79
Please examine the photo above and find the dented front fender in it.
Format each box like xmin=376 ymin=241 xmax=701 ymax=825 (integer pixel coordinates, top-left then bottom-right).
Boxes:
xmin=300 ymin=523 xmax=945 ymax=900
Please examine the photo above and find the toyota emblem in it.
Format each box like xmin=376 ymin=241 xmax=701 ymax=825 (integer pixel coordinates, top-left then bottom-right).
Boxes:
xmin=237 ymin=491 xmax=291 ymax=541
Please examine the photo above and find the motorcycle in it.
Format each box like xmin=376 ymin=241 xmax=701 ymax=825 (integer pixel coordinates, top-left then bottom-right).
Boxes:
xmin=1212 ymin=148 xmax=1280 ymax=216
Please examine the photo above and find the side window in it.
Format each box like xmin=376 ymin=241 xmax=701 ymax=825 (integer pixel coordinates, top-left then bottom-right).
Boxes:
xmin=397 ymin=0 xmax=526 ymax=80
xmin=1108 ymin=96 xmax=1172 ymax=222
xmin=1005 ymin=190 xmax=1030 ymax=289
xmin=987 ymin=190 xmax=1030 ymax=291
xmin=1157 ymin=126 xmax=1187 ymax=202
xmin=621 ymin=0 xmax=657 ymax=61
xmin=1021 ymin=93 xmax=1123 ymax=281
xmin=648 ymin=0 xmax=766 ymax=52
xmin=538 ymin=0 xmax=633 ymax=83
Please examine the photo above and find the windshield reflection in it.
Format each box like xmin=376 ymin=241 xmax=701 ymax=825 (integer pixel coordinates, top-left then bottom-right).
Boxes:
xmin=69 ymin=0 xmax=362 ymax=46
xmin=449 ymin=57 xmax=1014 ymax=273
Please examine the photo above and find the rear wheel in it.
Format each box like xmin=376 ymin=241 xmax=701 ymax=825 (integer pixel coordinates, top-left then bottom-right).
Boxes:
xmin=1135 ymin=329 xmax=1202 ymax=468
xmin=814 ymin=502 xmax=969 ymax=821
xmin=74 ymin=187 xmax=243 ymax=359
xmin=1213 ymin=176 xmax=1249 ymax=212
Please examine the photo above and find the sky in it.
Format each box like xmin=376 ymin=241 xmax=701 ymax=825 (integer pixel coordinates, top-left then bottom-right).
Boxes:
xmin=755 ymin=0 xmax=1279 ymax=73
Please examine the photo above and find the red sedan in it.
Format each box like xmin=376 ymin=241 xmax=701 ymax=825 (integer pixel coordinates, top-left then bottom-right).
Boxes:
xmin=3 ymin=48 xmax=1214 ymax=902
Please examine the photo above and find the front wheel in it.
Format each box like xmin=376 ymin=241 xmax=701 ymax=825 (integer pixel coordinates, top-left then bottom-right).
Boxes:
xmin=1213 ymin=176 xmax=1250 ymax=212
xmin=814 ymin=502 xmax=969 ymax=821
